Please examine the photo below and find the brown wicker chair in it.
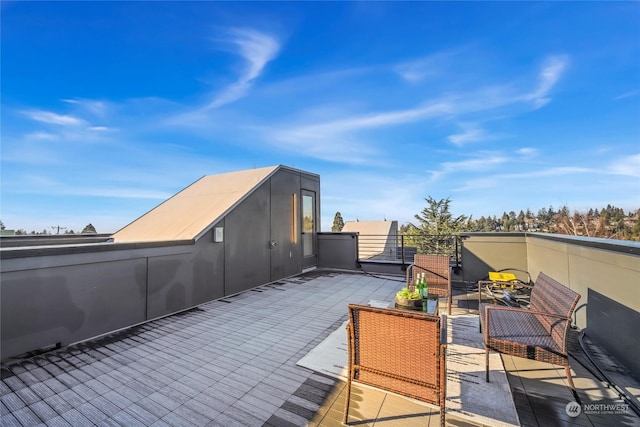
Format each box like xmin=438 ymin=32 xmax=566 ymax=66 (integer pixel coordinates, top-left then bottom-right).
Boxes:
xmin=407 ymin=254 xmax=452 ymax=314
xmin=479 ymin=272 xmax=581 ymax=402
xmin=344 ymin=304 xmax=447 ymax=427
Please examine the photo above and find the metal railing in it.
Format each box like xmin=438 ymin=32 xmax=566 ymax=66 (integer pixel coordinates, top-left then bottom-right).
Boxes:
xmin=354 ymin=233 xmax=462 ymax=269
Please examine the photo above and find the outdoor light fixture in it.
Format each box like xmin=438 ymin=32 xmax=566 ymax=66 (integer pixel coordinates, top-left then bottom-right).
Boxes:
xmin=213 ymin=226 xmax=224 ymax=242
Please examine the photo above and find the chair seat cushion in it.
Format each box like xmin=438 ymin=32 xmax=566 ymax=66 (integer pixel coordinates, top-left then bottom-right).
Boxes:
xmin=479 ymin=303 xmax=561 ymax=353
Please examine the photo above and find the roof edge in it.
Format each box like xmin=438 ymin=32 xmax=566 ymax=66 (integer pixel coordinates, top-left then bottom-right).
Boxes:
xmin=192 ymin=165 xmax=281 ymax=241
xmin=193 ymin=164 xmax=319 ymax=241
xmin=112 ymin=175 xmax=207 ymax=238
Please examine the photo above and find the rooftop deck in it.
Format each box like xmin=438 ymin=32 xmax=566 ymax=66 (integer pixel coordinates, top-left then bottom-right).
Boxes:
xmin=1 ymin=270 xmax=638 ymax=426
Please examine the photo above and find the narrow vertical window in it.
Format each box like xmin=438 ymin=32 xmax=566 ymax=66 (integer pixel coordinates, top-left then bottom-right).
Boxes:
xmin=302 ymin=193 xmax=314 ymax=257
xmin=292 ymin=193 xmax=298 ymax=244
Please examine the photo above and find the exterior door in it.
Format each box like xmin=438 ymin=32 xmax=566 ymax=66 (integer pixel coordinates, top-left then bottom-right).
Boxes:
xmin=269 ymin=171 xmax=302 ymax=281
xmin=301 ymin=190 xmax=317 ymax=268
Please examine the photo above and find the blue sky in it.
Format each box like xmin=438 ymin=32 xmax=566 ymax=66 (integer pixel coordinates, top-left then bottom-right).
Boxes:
xmin=2 ymin=2 xmax=639 ymax=234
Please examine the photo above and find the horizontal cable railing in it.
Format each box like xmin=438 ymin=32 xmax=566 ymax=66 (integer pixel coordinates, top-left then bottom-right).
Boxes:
xmin=354 ymin=233 xmax=462 ymax=268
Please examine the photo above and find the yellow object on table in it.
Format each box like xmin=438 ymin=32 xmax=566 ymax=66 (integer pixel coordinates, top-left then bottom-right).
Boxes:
xmin=488 ymin=271 xmax=518 ymax=288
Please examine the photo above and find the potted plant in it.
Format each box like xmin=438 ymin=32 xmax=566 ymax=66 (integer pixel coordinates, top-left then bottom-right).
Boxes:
xmin=394 ymin=287 xmax=422 ymax=309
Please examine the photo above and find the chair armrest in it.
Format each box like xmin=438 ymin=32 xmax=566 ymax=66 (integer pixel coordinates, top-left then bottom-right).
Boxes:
xmin=440 ymin=314 xmax=448 ymax=346
xmin=483 ymin=304 xmax=571 ymax=320
xmin=345 ymin=321 xmax=354 ymax=369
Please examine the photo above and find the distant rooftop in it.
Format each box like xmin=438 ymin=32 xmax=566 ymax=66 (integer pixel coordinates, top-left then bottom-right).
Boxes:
xmin=342 ymin=220 xmax=399 ymax=260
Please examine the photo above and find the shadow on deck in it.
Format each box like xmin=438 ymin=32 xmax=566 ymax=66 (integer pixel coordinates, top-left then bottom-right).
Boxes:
xmin=1 ymin=270 xmax=638 ymax=426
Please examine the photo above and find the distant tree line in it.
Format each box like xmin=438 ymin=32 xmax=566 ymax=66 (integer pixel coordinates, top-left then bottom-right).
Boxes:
xmin=1 ymin=222 xmax=98 ymax=236
xmin=398 ymin=198 xmax=640 ymax=242
xmin=463 ymin=204 xmax=640 ymax=241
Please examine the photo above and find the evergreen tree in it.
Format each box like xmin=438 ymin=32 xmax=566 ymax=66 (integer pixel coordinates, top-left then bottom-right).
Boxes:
xmin=408 ymin=196 xmax=467 ymax=254
xmin=331 ymin=212 xmax=345 ymax=232
xmin=538 ymin=207 xmax=548 ymax=221
xmin=413 ymin=197 xmax=467 ymax=234
xmin=81 ymin=223 xmax=97 ymax=234
xmin=517 ymin=210 xmax=526 ymax=231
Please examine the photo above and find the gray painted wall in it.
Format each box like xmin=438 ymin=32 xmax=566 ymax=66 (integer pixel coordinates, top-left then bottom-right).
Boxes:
xmin=1 ymin=167 xmax=320 ymax=360
xmin=2 ymin=258 xmax=146 ymax=352
xmin=1 ymin=245 xmax=189 ymax=359
xmin=318 ymin=233 xmax=359 ymax=270
xmin=224 ymin=183 xmax=272 ymax=294
xmin=587 ymin=289 xmax=640 ymax=378
xmin=146 ymin=232 xmax=224 ymax=320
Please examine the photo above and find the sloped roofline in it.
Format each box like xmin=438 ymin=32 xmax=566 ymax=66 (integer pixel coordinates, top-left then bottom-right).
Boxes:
xmin=192 ymin=164 xmax=319 ymax=241
xmin=192 ymin=165 xmax=274 ymax=241
xmin=112 ymin=165 xmax=317 ymax=243
xmin=113 ymin=175 xmax=207 ymax=238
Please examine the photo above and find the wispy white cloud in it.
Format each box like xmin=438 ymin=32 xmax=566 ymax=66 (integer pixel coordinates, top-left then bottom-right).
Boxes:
xmin=321 ymin=170 xmax=426 ymax=225
xmin=451 ymin=176 xmax=501 ymax=192
xmin=159 ymin=48 xmax=573 ymax=167
xmin=257 ymin=67 xmax=373 ymax=97
xmin=270 ymin=101 xmax=453 ymax=163
xmin=614 ymin=89 xmax=640 ymax=100
xmin=62 ymin=98 xmax=109 ymax=117
xmin=395 ymin=51 xmax=456 ymax=83
xmin=500 ymin=166 xmax=594 ymax=179
xmin=25 ymin=132 xmax=58 ymax=141
xmin=522 ymin=54 xmax=569 ymax=108
xmin=442 ymin=155 xmax=508 ymax=172
xmin=269 ymin=53 xmax=569 ymax=162
xmin=5 ymin=175 xmax=171 ymax=200
xmin=608 ymin=153 xmax=640 ymax=177
xmin=164 ymin=28 xmax=281 ymax=129
xmin=65 ymin=187 xmax=172 ymax=199
xmin=448 ymin=159 xmax=597 ymax=195
xmin=273 ymin=101 xmax=451 ymax=141
xmin=279 ymin=101 xmax=453 ymax=136
xmin=429 ymin=153 xmax=508 ymax=181
xmin=516 ymin=147 xmax=538 ymax=158
xmin=204 ymin=28 xmax=280 ymax=110
xmin=271 ymin=129 xmax=379 ymax=165
xmin=451 ymin=165 xmax=595 ymax=193
xmin=13 ymin=49 xmax=574 ymax=176
xmin=448 ymin=126 xmax=491 ymax=146
xmin=23 ymin=109 xmax=86 ymax=126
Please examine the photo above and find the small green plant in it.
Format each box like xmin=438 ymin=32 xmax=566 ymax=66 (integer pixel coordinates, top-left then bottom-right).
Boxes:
xmin=396 ymin=287 xmax=420 ymax=300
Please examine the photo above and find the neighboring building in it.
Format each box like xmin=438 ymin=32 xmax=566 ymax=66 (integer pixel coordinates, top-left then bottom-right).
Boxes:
xmin=1 ymin=165 xmax=320 ymax=359
xmin=342 ymin=220 xmax=398 ymax=260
